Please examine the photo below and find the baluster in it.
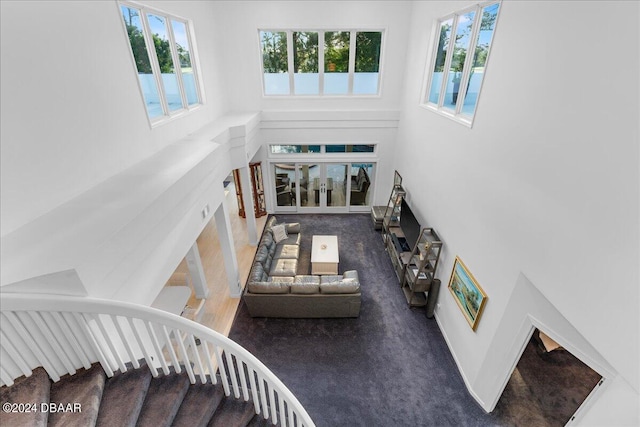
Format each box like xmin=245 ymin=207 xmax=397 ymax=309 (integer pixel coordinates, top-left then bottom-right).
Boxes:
xmin=160 ymin=326 xmax=180 ymax=373
xmin=287 ymin=401 xmax=295 ymax=427
xmin=82 ymin=313 xmax=119 ymax=374
xmin=0 ymin=329 xmax=31 ymax=377
xmin=144 ymin=321 xmax=169 ymax=375
xmin=225 ymin=351 xmax=240 ymax=398
xmin=172 ymin=328 xmax=195 ymax=383
xmin=40 ymin=312 xmax=81 ymax=370
xmin=1 ymin=313 xmax=38 ymax=369
xmin=126 ymin=318 xmax=157 ymax=377
xmin=278 ymin=392 xmax=286 ymax=427
xmin=188 ymin=334 xmax=206 ymax=384
xmin=111 ymin=315 xmax=139 ymax=369
xmin=0 ymin=367 xmax=14 ymax=387
xmin=202 ymin=342 xmax=217 ymax=384
xmin=73 ymin=313 xmax=113 ymax=377
xmin=214 ymin=345 xmax=230 ymax=396
xmin=257 ymin=374 xmax=270 ymax=420
xmin=268 ymin=382 xmax=278 ymax=425
xmin=237 ymin=359 xmax=249 ymax=401
xmin=62 ymin=312 xmax=97 ymax=366
xmin=51 ymin=312 xmax=91 ymax=369
xmin=248 ymin=368 xmax=261 ymax=415
xmin=24 ymin=311 xmax=75 ymax=375
xmin=11 ymin=311 xmax=60 ymax=382
xmin=92 ymin=314 xmax=127 ymax=373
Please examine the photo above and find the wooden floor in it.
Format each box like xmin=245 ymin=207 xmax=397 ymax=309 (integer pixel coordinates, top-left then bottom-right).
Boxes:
xmin=165 ymin=180 xmax=267 ymax=337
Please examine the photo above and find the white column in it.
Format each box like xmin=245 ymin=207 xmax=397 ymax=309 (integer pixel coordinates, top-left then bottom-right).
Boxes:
xmin=214 ymin=197 xmax=241 ymax=297
xmin=239 ymin=165 xmax=259 ymax=245
xmin=185 ymin=242 xmax=209 ymax=299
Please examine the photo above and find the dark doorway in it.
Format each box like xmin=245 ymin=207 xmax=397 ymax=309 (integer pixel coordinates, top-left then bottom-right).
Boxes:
xmin=493 ymin=328 xmax=602 ymax=426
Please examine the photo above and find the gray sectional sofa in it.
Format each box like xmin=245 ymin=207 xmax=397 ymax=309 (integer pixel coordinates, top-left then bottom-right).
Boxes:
xmin=243 ymin=216 xmax=361 ymax=318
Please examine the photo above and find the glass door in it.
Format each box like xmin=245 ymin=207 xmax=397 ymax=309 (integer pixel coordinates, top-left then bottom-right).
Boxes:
xmin=297 ymin=163 xmax=348 ymax=212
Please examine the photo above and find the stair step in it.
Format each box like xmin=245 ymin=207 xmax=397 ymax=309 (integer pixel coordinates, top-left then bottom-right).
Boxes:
xmin=47 ymin=364 xmax=106 ymax=427
xmin=96 ymin=367 xmax=152 ymax=427
xmin=0 ymin=367 xmax=50 ymax=427
xmin=172 ymin=381 xmax=225 ymax=427
xmin=135 ymin=369 xmax=190 ymax=427
xmin=246 ymin=413 xmax=282 ymax=427
xmin=208 ymin=395 xmax=256 ymax=427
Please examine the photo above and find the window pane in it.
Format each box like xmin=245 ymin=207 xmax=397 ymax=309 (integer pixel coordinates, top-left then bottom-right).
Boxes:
xmin=171 ymin=20 xmax=198 ymax=105
xmin=443 ymin=11 xmax=476 ymax=111
xmin=270 ymin=145 xmax=321 ymax=154
xmin=354 ymin=32 xmax=381 ymax=94
xmin=324 ymin=31 xmax=350 ymax=94
xmin=462 ymin=3 xmax=500 ymax=117
xmin=428 ymin=19 xmax=453 ymax=104
xmin=293 ymin=32 xmax=318 ymax=95
xmin=261 ymin=31 xmax=289 ymax=95
xmin=147 ymin=13 xmax=182 ymax=111
xmin=120 ymin=6 xmax=162 ymax=119
xmin=349 ymin=164 xmax=373 ymax=206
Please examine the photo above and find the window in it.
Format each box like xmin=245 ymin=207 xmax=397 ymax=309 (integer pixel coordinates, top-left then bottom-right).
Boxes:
xmin=260 ymin=30 xmax=383 ymax=96
xmin=269 ymin=144 xmax=376 ymax=154
xmin=423 ymin=1 xmax=500 ymax=125
xmin=119 ymin=2 xmax=203 ymax=124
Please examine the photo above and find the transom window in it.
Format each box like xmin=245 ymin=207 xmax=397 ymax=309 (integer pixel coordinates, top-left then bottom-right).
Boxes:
xmin=269 ymin=144 xmax=376 ymax=154
xmin=422 ymin=1 xmax=500 ymax=126
xmin=119 ymin=1 xmax=204 ymax=124
xmin=260 ymin=30 xmax=383 ymax=96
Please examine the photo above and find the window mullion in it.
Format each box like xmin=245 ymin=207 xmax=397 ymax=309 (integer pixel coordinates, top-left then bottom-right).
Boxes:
xmin=166 ymin=20 xmax=188 ymax=110
xmin=455 ymin=7 xmax=482 ymax=115
xmin=286 ymin=31 xmax=295 ymax=95
xmin=438 ymin=16 xmax=457 ymax=108
xmin=319 ymin=31 xmax=325 ymax=95
xmin=140 ymin=10 xmax=169 ymax=117
xmin=348 ymin=31 xmax=356 ymax=94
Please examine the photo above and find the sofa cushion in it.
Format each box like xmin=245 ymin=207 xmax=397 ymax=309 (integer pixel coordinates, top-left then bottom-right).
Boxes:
xmin=280 ymin=233 xmax=301 ymax=246
xmin=286 ymin=223 xmax=301 ymax=234
xmin=272 ymin=223 xmax=288 ymax=244
xmin=255 ymin=245 xmax=270 ymax=264
xmin=249 ymin=263 xmax=268 ymax=282
xmin=274 ymin=244 xmax=300 ymax=259
xmin=320 ymin=277 xmax=361 ymax=294
xmin=292 ymin=275 xmax=320 ymax=294
xmin=270 ymin=258 xmax=298 ymax=277
xmin=262 ymin=232 xmax=274 ymax=248
xmin=248 ymin=281 xmax=290 ymax=294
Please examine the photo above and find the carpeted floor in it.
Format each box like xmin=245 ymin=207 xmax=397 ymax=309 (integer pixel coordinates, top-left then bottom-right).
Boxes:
xmin=228 ymin=214 xmax=597 ymax=427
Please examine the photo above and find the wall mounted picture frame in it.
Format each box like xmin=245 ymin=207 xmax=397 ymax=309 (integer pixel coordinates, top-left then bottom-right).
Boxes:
xmin=448 ymin=256 xmax=487 ymax=331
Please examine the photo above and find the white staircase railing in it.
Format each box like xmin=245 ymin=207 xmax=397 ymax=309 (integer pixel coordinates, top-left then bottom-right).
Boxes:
xmin=0 ymin=293 xmax=315 ymax=427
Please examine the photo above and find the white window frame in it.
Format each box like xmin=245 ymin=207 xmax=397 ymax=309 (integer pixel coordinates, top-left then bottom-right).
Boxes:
xmin=258 ymin=29 xmax=385 ymax=97
xmin=118 ymin=1 xmax=205 ymax=127
xmin=421 ymin=1 xmax=501 ymax=127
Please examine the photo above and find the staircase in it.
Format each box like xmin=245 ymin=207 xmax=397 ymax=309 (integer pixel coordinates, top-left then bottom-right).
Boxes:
xmin=0 ymin=294 xmax=314 ymax=427
xmin=1 ymin=363 xmax=272 ymax=426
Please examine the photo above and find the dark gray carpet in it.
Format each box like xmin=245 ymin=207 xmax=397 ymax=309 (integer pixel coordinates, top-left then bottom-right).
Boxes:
xmin=229 ymin=214 xmax=601 ymax=427
xmin=229 ymin=214 xmax=500 ymax=427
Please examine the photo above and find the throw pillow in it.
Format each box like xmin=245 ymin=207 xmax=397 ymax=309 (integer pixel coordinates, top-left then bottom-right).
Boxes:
xmin=271 ymin=223 xmax=288 ymax=244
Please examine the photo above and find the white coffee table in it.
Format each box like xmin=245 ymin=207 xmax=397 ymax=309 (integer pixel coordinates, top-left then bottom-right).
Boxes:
xmin=311 ymin=235 xmax=339 ymax=275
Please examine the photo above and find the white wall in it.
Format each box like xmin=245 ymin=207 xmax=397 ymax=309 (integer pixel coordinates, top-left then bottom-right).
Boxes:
xmin=0 ymin=0 xmax=228 ymax=236
xmin=395 ymin=0 xmax=639 ymax=423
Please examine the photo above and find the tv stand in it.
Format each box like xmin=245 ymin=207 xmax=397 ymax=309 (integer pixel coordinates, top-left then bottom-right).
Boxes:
xmin=385 ymin=229 xmax=412 ymax=282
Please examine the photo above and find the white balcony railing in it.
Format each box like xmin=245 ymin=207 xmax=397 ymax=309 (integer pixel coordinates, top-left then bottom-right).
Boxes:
xmin=0 ymin=293 xmax=314 ymax=427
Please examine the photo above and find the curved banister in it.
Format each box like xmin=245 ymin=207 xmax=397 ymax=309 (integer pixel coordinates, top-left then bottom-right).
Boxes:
xmin=0 ymin=293 xmax=315 ymax=427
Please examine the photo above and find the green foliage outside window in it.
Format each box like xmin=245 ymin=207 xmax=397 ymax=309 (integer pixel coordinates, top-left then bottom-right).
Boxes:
xmin=261 ymin=31 xmax=288 ymax=73
xmin=293 ymin=32 xmax=318 ymax=73
xmin=355 ymin=32 xmax=381 ymax=73
xmin=324 ymin=31 xmax=350 ymax=72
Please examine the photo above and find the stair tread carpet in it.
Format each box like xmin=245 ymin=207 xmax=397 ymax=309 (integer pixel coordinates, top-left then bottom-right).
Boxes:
xmin=135 ymin=369 xmax=190 ymax=427
xmin=208 ymin=395 xmax=256 ymax=427
xmin=96 ymin=366 xmax=152 ymax=427
xmin=47 ymin=364 xmax=106 ymax=427
xmin=171 ymin=380 xmax=225 ymax=427
xmin=0 ymin=367 xmax=50 ymax=427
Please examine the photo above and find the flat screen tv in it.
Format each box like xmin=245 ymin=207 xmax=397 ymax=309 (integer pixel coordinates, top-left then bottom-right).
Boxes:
xmin=400 ymin=199 xmax=421 ymax=251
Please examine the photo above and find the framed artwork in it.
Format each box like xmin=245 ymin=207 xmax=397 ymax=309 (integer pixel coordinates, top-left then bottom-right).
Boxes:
xmin=448 ymin=256 xmax=487 ymax=331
